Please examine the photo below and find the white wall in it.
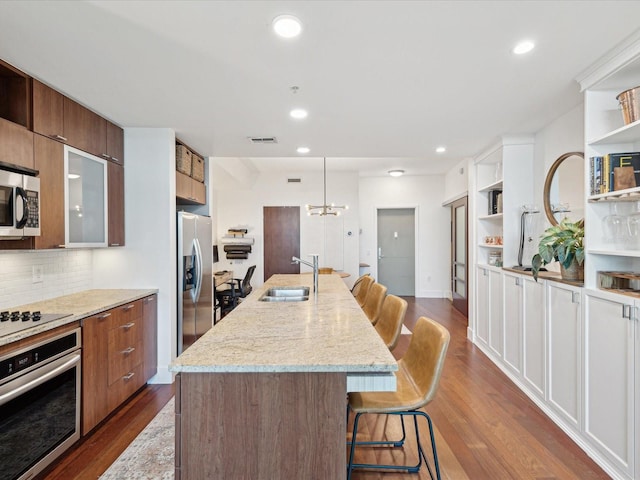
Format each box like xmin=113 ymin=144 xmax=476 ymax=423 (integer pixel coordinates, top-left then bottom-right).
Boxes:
xmin=0 ymin=249 xmax=92 ymax=310
xmin=212 ymin=159 xmax=360 ymax=287
xmin=93 ymin=128 xmax=176 ymax=384
xmin=443 ymin=158 xmax=471 ymax=203
xmin=530 ymin=104 xmax=585 ymax=270
xmin=359 ymin=175 xmax=450 ymax=298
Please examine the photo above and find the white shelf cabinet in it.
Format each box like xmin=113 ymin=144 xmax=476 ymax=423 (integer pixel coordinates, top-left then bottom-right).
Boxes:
xmin=583 ymin=288 xmax=635 ymax=478
xmin=503 ymin=271 xmax=523 ymax=376
xmin=522 ymin=275 xmax=545 ymax=399
xmin=547 ymin=281 xmax=581 ymax=429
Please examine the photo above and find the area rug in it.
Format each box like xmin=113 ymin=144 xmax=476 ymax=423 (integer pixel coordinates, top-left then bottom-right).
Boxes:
xmin=99 ymin=398 xmax=175 ymax=479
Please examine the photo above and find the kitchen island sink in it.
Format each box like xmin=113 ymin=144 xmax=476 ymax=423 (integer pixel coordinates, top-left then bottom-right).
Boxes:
xmin=170 ymin=274 xmax=396 ymax=479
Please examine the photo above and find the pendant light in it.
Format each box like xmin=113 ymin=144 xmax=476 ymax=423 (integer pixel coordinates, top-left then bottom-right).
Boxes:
xmin=306 ymin=158 xmax=348 ymax=216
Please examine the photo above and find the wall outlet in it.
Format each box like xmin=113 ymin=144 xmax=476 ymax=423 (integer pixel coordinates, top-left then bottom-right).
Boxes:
xmin=32 ymin=265 xmax=44 ymax=284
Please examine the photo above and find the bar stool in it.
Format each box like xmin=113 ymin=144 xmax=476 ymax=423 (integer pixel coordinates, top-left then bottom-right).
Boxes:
xmin=347 ymin=317 xmax=450 ymax=479
xmin=374 ymin=295 xmax=407 ymax=351
xmin=361 ymin=282 xmax=387 ymax=324
xmin=354 ymin=275 xmax=374 ymax=307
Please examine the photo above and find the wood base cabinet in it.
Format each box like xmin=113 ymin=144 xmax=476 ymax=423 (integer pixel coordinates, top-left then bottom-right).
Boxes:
xmin=81 ymin=294 xmax=157 ymax=435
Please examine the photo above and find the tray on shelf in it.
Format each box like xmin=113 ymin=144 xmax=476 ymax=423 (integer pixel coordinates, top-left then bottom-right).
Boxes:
xmin=598 ymin=270 xmax=640 ymax=297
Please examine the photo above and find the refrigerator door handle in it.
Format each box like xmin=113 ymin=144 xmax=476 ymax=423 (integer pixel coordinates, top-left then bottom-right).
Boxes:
xmin=193 ymin=238 xmax=204 ymax=303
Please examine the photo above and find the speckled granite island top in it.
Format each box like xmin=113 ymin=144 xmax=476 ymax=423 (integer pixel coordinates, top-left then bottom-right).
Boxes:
xmin=170 ymin=274 xmax=398 ymax=374
xmin=0 ymin=289 xmax=158 ymax=346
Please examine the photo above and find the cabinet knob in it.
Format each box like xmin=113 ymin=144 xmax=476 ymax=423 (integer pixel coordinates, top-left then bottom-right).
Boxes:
xmin=121 ymin=322 xmax=135 ymax=329
xmin=123 ymin=304 xmax=135 ymax=311
xmin=123 ymin=372 xmax=135 ymax=381
xmin=52 ymin=134 xmax=68 ymax=142
xmin=102 ymin=153 xmax=111 ymax=159
xmin=98 ymin=312 xmax=111 ymax=320
xmin=144 ymin=297 xmax=155 ymax=304
xmin=109 ymin=243 xmax=121 ymax=247
xmin=111 ymin=157 xmax=120 ymax=163
xmin=121 ymin=347 xmax=135 ymax=355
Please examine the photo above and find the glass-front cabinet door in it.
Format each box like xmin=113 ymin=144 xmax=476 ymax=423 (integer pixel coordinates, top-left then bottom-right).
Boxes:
xmin=64 ymin=145 xmax=108 ymax=247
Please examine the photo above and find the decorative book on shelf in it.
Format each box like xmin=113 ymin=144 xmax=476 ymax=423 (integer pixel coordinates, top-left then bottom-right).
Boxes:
xmin=488 ymin=189 xmax=503 ymax=215
xmin=590 ymin=152 xmax=640 ymax=195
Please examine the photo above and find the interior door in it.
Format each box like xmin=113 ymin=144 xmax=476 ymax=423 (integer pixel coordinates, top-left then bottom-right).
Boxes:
xmin=451 ymin=197 xmax=468 ymax=316
xmin=377 ymin=208 xmax=415 ymax=296
xmin=263 ymin=206 xmax=300 ymax=281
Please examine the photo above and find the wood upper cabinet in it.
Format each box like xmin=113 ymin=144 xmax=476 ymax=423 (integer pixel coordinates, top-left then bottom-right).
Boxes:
xmin=176 ymin=171 xmax=206 ymax=205
xmin=107 ymin=161 xmax=125 ymax=247
xmin=106 ymin=121 xmax=124 ymax=165
xmin=63 ymin=97 xmax=107 ymax=158
xmin=33 ymin=80 xmax=125 ymax=164
xmin=32 ymin=79 xmax=64 ymax=141
xmin=0 ymin=117 xmax=34 ymax=170
xmin=34 ymin=135 xmax=65 ymax=249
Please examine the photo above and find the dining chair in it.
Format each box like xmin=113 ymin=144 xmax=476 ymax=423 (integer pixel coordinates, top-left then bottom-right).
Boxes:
xmin=347 ymin=316 xmax=450 ymax=479
xmin=374 ymin=295 xmax=407 ymax=351
xmin=361 ymin=282 xmax=387 ymax=324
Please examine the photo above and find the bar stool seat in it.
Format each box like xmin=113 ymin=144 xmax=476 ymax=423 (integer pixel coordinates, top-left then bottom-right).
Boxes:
xmin=347 ymin=317 xmax=450 ymax=479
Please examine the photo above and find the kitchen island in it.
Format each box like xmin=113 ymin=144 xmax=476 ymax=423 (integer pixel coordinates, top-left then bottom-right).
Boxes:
xmin=170 ymin=273 xmax=397 ymax=479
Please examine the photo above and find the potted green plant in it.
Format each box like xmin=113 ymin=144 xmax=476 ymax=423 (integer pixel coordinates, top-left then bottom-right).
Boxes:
xmin=531 ymin=218 xmax=585 ymax=281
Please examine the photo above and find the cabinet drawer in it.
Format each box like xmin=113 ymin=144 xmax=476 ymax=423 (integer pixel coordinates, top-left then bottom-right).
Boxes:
xmin=108 ymin=338 xmax=142 ymax=386
xmin=107 ymin=300 xmax=143 ymax=329
xmin=107 ymin=362 xmax=145 ymax=412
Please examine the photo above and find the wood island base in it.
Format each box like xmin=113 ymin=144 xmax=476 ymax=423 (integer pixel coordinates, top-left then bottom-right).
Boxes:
xmin=175 ymin=371 xmax=347 ymax=479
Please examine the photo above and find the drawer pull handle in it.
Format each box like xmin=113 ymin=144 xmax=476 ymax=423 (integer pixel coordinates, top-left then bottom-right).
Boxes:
xmin=145 ymin=297 xmax=155 ymax=304
xmin=122 ymin=347 xmax=135 ymax=355
xmin=123 ymin=304 xmax=135 ymax=311
xmin=111 ymin=157 xmax=120 ymax=163
xmin=98 ymin=313 xmax=112 ymax=320
xmin=102 ymin=153 xmax=111 ymax=159
xmin=110 ymin=243 xmax=121 ymax=246
xmin=52 ymin=134 xmax=68 ymax=142
xmin=123 ymin=372 xmax=135 ymax=381
xmin=121 ymin=322 xmax=135 ymax=329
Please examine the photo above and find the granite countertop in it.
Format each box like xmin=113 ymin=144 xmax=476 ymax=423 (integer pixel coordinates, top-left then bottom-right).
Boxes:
xmin=170 ymin=274 xmax=398 ymax=374
xmin=0 ymin=289 xmax=158 ymax=346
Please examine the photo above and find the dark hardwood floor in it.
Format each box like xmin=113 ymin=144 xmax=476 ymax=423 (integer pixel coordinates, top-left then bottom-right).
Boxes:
xmin=39 ymin=298 xmax=609 ymax=479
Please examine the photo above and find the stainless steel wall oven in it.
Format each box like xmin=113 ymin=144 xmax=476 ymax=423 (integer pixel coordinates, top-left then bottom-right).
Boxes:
xmin=0 ymin=327 xmax=81 ymax=480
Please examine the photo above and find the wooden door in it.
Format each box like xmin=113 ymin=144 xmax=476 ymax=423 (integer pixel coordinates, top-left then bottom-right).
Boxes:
xmin=450 ymin=196 xmax=468 ymax=316
xmin=34 ymin=135 xmax=65 ymax=249
xmin=32 ymin=79 xmax=64 ymax=140
xmin=107 ymin=161 xmax=125 ymax=246
xmin=263 ymin=206 xmax=300 ymax=281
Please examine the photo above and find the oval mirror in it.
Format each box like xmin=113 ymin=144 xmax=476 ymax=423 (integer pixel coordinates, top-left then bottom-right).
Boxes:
xmin=543 ymin=151 xmax=585 ymax=226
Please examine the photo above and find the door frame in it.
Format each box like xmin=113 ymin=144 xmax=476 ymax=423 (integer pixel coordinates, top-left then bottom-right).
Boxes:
xmin=374 ymin=205 xmax=419 ymax=296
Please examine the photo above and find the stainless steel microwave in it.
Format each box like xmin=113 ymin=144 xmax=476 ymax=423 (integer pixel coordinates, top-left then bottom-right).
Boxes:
xmin=0 ymin=168 xmax=40 ymax=239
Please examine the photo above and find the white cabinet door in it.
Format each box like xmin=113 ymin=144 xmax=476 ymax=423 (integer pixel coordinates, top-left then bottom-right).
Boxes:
xmin=503 ymin=271 xmax=522 ymax=375
xmin=584 ymin=289 xmax=635 ymax=478
xmin=522 ymin=276 xmax=545 ymax=397
xmin=475 ymin=266 xmax=490 ymax=348
xmin=488 ymin=269 xmax=503 ymax=358
xmin=547 ymin=281 xmax=581 ymax=429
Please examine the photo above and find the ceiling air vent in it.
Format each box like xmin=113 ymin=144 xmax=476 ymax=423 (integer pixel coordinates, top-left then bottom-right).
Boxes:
xmin=249 ymin=136 xmax=278 ymax=144
xmin=287 ymin=178 xmax=302 ymax=183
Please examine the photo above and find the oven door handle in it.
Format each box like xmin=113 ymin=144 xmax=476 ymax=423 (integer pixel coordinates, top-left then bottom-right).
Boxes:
xmin=0 ymin=353 xmax=80 ymax=407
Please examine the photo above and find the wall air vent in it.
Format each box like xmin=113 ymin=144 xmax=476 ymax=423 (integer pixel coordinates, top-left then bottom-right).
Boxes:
xmin=287 ymin=178 xmax=302 ymax=183
xmin=248 ymin=136 xmax=278 ymax=144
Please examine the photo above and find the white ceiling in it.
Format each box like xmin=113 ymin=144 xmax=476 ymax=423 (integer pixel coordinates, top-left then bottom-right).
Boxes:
xmin=1 ymin=1 xmax=639 ymax=176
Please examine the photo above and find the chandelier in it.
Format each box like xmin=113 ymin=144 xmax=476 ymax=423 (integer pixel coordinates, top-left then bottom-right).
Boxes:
xmin=306 ymin=157 xmax=348 ymax=216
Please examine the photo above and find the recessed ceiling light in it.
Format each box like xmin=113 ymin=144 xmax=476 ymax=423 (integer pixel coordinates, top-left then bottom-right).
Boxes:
xmin=388 ymin=170 xmax=404 ymax=177
xmin=272 ymin=15 xmax=302 ymax=38
xmin=297 ymin=146 xmax=310 ymax=154
xmin=290 ymin=108 xmax=308 ymax=119
xmin=436 ymin=146 xmax=446 ymax=153
xmin=513 ymin=40 xmax=535 ymax=55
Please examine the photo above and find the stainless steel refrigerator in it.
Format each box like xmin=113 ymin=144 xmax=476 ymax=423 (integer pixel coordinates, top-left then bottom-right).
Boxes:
xmin=177 ymin=212 xmax=213 ymax=354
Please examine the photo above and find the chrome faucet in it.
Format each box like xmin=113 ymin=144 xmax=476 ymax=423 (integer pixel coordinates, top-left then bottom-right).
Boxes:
xmin=292 ymin=254 xmax=319 ymax=294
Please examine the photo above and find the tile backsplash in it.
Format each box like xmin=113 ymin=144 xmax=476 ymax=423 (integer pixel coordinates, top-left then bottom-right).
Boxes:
xmin=0 ymin=250 xmax=93 ymax=310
